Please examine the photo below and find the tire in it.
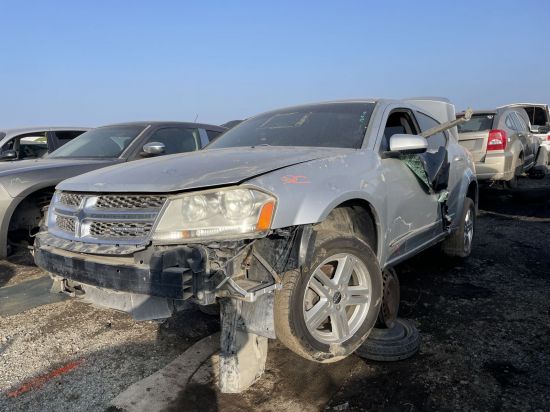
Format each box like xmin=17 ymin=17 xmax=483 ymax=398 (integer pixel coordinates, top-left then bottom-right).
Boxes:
xmin=442 ymin=197 xmax=475 ymax=258
xmin=355 ymin=318 xmax=420 ymax=362
xmin=274 ymin=233 xmax=383 ymax=363
xmin=376 ymin=268 xmax=400 ymax=329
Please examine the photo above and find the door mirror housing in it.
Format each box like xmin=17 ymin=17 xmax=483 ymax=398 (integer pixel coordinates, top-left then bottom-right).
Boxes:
xmin=388 ymin=134 xmax=428 ymax=155
xmin=141 ymin=142 xmax=166 ymax=156
xmin=0 ymin=150 xmax=18 ymax=161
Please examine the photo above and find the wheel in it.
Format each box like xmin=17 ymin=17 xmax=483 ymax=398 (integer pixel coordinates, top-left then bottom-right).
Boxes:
xmin=355 ymin=318 xmax=420 ymax=362
xmin=376 ymin=268 xmax=400 ymax=329
xmin=442 ymin=197 xmax=475 ymax=258
xmin=274 ymin=233 xmax=383 ymax=363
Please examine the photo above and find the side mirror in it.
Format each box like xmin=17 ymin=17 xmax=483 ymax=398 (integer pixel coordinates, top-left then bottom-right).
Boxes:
xmin=0 ymin=150 xmax=17 ymax=161
xmin=141 ymin=142 xmax=165 ymax=156
xmin=389 ymin=134 xmax=428 ymax=155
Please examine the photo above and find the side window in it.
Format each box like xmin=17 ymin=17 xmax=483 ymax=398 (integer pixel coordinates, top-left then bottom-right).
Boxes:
xmin=381 ymin=110 xmax=418 ymax=151
xmin=144 ymin=127 xmax=200 ymax=155
xmin=505 ymin=114 xmax=518 ymax=131
xmin=416 ymin=112 xmax=447 ymax=152
xmin=534 ymin=107 xmax=549 ymax=126
xmin=205 ymin=130 xmax=223 ymax=142
xmin=54 ymin=130 xmax=86 ymax=145
xmin=513 ymin=112 xmax=527 ymax=132
xmin=13 ymin=132 xmax=48 ymax=159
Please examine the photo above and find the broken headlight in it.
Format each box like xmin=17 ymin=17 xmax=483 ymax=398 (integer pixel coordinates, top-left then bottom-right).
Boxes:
xmin=152 ymin=187 xmax=276 ymax=243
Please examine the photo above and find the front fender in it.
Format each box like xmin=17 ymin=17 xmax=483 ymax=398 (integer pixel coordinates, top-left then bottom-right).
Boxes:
xmin=247 ymin=151 xmax=386 ymax=254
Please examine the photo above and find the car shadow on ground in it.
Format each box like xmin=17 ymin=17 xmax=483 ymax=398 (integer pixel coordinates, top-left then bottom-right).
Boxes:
xmin=0 ymin=249 xmax=42 ymax=288
xmin=478 ymin=176 xmax=550 ymax=219
xmin=0 ymin=262 xmax=16 ymax=288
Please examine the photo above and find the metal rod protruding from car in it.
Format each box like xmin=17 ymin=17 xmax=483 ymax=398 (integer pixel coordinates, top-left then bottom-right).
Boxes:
xmin=420 ymin=107 xmax=473 ymax=138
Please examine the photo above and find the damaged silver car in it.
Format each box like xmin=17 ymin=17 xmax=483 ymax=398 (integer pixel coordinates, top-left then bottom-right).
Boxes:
xmin=35 ymin=98 xmax=477 ymax=367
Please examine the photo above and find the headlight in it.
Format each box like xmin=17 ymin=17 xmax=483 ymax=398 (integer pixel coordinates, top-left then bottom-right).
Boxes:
xmin=152 ymin=187 xmax=276 ymax=243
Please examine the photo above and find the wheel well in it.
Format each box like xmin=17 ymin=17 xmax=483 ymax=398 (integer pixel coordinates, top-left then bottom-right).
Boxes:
xmin=318 ymin=200 xmax=379 ymax=256
xmin=8 ymin=186 xmax=55 ymax=242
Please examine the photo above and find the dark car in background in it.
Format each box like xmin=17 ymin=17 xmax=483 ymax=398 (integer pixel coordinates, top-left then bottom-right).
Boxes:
xmin=0 ymin=121 xmax=225 ymax=257
xmin=0 ymin=127 xmax=89 ymax=161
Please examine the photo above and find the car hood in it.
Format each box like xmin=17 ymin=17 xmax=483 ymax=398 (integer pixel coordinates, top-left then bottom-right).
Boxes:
xmin=0 ymin=158 xmax=119 ymax=197
xmin=59 ymin=147 xmax=353 ymax=193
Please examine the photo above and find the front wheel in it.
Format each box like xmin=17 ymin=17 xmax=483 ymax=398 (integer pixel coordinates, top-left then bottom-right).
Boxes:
xmin=274 ymin=234 xmax=382 ymax=363
xmin=442 ymin=197 xmax=475 ymax=258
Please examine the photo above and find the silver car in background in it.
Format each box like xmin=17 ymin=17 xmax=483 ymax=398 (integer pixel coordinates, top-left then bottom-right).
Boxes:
xmin=457 ymin=108 xmax=539 ymax=188
xmin=501 ymin=103 xmax=550 ymax=167
xmin=0 ymin=127 xmax=89 ymax=161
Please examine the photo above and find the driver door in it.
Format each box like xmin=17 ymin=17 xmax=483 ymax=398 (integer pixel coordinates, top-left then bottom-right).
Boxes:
xmin=378 ymin=108 xmax=443 ymax=265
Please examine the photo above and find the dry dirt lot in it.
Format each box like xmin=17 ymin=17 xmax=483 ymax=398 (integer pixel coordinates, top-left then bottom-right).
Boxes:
xmin=0 ymin=177 xmax=549 ymax=412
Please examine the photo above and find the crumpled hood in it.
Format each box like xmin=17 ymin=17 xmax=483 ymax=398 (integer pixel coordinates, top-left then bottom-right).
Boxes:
xmin=0 ymin=158 xmax=118 ymax=197
xmin=59 ymin=146 xmax=353 ymax=193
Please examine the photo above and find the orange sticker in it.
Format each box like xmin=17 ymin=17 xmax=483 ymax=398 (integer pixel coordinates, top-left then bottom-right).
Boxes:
xmin=281 ymin=175 xmax=310 ymax=185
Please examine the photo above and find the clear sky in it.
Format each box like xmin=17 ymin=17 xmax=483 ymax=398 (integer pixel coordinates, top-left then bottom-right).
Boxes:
xmin=0 ymin=0 xmax=548 ymax=128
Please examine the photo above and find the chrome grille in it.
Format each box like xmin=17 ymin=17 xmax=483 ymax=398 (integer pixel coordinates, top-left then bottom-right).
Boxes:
xmin=52 ymin=191 xmax=165 ymax=245
xmin=56 ymin=215 xmax=76 ymax=234
xmin=89 ymin=221 xmax=154 ymax=238
xmin=95 ymin=195 xmax=166 ymax=209
xmin=59 ymin=192 xmax=84 ymax=207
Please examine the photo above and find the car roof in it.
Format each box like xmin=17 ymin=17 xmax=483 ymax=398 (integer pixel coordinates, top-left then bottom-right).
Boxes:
xmin=497 ymin=102 xmax=548 ymax=109
xmin=0 ymin=126 xmax=91 ymax=137
xmin=102 ymin=121 xmax=226 ymax=132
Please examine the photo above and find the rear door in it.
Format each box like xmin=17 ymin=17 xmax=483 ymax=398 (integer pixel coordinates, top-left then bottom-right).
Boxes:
xmin=457 ymin=113 xmax=495 ymax=162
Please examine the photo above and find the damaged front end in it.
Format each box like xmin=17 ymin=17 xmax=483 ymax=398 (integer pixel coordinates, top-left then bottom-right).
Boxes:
xmin=35 ymin=188 xmax=311 ymax=329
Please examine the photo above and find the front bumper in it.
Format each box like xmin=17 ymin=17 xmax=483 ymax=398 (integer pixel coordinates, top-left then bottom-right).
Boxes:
xmin=34 ymin=232 xmax=207 ymax=301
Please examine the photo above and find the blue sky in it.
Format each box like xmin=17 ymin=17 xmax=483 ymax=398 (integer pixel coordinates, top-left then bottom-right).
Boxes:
xmin=0 ymin=0 xmax=548 ymax=127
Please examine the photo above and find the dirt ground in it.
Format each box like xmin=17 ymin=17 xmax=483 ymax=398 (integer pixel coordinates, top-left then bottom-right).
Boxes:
xmin=0 ymin=176 xmax=549 ymax=411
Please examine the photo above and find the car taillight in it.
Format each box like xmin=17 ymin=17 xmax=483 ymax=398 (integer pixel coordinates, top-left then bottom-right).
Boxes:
xmin=487 ymin=129 xmax=507 ymax=151
xmin=547 ymin=134 xmax=550 ymax=141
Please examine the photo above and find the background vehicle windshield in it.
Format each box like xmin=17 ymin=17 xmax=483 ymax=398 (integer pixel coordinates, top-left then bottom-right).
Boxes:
xmin=49 ymin=125 xmax=145 ymax=158
xmin=208 ymin=103 xmax=375 ymax=149
xmin=457 ymin=114 xmax=494 ymax=133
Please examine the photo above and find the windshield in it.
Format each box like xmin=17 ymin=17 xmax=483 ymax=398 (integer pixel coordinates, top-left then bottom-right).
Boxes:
xmin=457 ymin=114 xmax=495 ymax=133
xmin=208 ymin=103 xmax=375 ymax=149
xmin=49 ymin=125 xmax=145 ymax=158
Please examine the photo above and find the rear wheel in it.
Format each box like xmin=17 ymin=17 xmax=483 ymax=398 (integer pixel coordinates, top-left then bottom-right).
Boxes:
xmin=274 ymin=234 xmax=382 ymax=363
xmin=442 ymin=197 xmax=475 ymax=258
